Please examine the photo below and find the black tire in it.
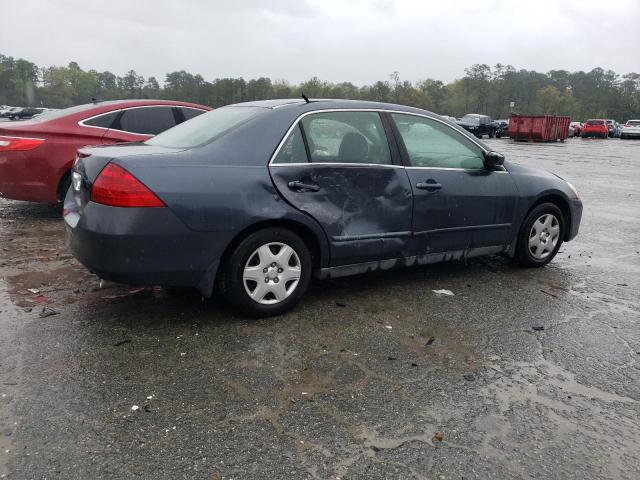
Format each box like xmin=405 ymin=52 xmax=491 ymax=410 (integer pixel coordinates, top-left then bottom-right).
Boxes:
xmin=516 ymin=203 xmax=565 ymax=268
xmin=219 ymin=228 xmax=312 ymax=317
xmin=57 ymin=173 xmax=71 ymax=202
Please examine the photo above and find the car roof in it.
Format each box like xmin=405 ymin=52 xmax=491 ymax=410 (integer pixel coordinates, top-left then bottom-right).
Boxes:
xmin=7 ymin=99 xmax=211 ymax=126
xmin=227 ymin=98 xmax=441 ymax=117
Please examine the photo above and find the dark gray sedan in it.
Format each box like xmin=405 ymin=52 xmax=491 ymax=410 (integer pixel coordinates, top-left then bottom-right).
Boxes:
xmin=64 ymin=99 xmax=583 ymax=317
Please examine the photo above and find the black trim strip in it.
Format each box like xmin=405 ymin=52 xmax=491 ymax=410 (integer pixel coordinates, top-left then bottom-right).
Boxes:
xmin=414 ymin=223 xmax=511 ymax=236
xmin=332 ymin=231 xmax=412 ymax=242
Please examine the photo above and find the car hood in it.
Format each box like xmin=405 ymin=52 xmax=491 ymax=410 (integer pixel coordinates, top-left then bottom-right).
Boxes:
xmin=505 ymin=161 xmax=561 ymax=179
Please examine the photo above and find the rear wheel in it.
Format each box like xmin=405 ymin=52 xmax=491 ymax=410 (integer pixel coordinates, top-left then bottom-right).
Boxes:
xmin=219 ymin=228 xmax=312 ymax=317
xmin=57 ymin=172 xmax=71 ymax=202
xmin=516 ymin=203 xmax=564 ymax=267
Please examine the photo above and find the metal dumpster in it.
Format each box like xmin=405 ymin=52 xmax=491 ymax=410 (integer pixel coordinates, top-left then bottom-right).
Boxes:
xmin=508 ymin=114 xmax=571 ymax=142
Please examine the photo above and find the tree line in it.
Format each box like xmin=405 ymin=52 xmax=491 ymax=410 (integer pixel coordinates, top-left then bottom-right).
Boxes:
xmin=1 ymin=53 xmax=639 ymax=121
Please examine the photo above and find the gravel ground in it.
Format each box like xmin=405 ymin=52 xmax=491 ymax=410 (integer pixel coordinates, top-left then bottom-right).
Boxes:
xmin=0 ymin=136 xmax=639 ymax=479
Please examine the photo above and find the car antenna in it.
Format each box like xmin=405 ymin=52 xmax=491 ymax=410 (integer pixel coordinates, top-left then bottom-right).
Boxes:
xmin=301 ymin=93 xmax=310 ymax=104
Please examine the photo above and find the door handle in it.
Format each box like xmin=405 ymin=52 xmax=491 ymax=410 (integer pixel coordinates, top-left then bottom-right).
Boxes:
xmin=416 ymin=180 xmax=442 ymax=191
xmin=288 ymin=180 xmax=320 ymax=192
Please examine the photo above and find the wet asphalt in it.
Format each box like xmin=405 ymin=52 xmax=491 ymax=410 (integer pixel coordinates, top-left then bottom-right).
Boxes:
xmin=0 ymin=137 xmax=639 ymax=480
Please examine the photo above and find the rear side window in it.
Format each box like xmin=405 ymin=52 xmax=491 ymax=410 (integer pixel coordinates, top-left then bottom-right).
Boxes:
xmin=147 ymin=106 xmax=264 ymax=149
xmin=392 ymin=113 xmax=484 ymax=169
xmin=117 ymin=106 xmax=177 ymax=135
xmin=83 ymin=111 xmax=118 ymax=128
xmin=300 ymin=111 xmax=391 ymax=165
xmin=181 ymin=107 xmax=206 ymax=121
xmin=272 ymin=125 xmax=308 ymax=164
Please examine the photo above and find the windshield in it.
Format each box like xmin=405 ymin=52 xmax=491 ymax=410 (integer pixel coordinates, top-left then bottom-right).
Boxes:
xmin=146 ymin=106 xmax=265 ymax=149
xmin=461 ymin=115 xmax=480 ymax=125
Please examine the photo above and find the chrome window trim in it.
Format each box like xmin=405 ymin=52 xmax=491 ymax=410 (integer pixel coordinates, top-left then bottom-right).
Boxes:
xmin=269 ymin=162 xmax=404 ymax=169
xmin=268 ymin=108 xmax=490 ymax=168
xmin=78 ymin=105 xmax=206 ymax=136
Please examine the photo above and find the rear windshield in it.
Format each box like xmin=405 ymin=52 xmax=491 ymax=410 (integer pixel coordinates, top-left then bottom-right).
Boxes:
xmin=146 ymin=106 xmax=265 ymax=149
xmin=627 ymin=120 xmax=640 ymax=126
xmin=28 ymin=103 xmax=99 ymax=122
xmin=461 ymin=115 xmax=480 ymax=125
xmin=586 ymin=120 xmax=604 ymax=125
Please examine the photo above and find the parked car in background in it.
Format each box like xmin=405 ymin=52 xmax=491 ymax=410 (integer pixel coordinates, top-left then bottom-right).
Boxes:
xmin=0 ymin=106 xmax=21 ymax=118
xmin=569 ymin=122 xmax=582 ymax=137
xmin=0 ymin=99 xmax=210 ymax=203
xmin=605 ymin=119 xmax=621 ymax=137
xmin=620 ymin=120 xmax=640 ymax=139
xmin=581 ymin=119 xmax=609 ymax=138
xmin=440 ymin=115 xmax=458 ymax=124
xmin=10 ymin=107 xmax=45 ymax=120
xmin=64 ymin=99 xmax=583 ymax=317
xmin=457 ymin=114 xmax=498 ymax=138
xmin=492 ymin=119 xmax=509 ymax=138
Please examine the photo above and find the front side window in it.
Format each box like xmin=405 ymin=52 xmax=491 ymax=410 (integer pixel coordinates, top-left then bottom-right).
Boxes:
xmin=117 ymin=106 xmax=177 ymax=135
xmin=392 ymin=113 xmax=485 ymax=170
xmin=301 ymin=111 xmax=391 ymax=165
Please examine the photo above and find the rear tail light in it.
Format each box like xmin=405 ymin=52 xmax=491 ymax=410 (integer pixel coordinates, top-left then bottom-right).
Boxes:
xmin=0 ymin=135 xmax=45 ymax=152
xmin=91 ymin=163 xmax=165 ymax=208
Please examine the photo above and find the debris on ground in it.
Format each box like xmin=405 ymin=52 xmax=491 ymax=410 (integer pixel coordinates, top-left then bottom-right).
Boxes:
xmin=23 ymin=307 xmax=32 ymax=313
xmin=113 ymin=339 xmax=131 ymax=347
xmin=27 ymin=288 xmax=40 ymax=294
xmin=38 ymin=307 xmax=59 ymax=318
xmin=335 ymin=302 xmax=347 ymax=307
xmin=384 ymin=325 xmax=392 ymax=330
xmin=131 ymin=405 xmax=139 ymax=411
xmin=540 ymin=289 xmax=559 ymax=299
xmin=432 ymin=289 xmax=454 ymax=296
xmin=433 ymin=432 xmax=444 ymax=442
xmin=370 ymin=445 xmax=381 ymax=452
xmin=387 ymin=356 xmax=397 ymax=361
xmin=532 ymin=326 xmax=545 ymax=331
xmin=463 ymin=373 xmax=476 ymax=381
xmin=411 ymin=363 xmax=418 ymax=367
xmin=425 ymin=337 xmax=435 ymax=346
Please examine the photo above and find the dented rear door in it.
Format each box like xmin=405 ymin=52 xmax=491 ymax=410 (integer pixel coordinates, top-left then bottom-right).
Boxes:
xmin=269 ymin=111 xmax=413 ymax=266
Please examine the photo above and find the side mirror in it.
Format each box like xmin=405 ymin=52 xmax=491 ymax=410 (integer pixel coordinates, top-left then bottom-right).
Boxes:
xmin=484 ymin=150 xmax=505 ymax=169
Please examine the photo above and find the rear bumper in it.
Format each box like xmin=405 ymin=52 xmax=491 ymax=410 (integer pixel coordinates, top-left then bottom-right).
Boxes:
xmin=567 ymin=199 xmax=583 ymax=241
xmin=64 ymin=199 xmax=223 ymax=294
xmin=621 ymin=130 xmax=640 ymax=138
xmin=581 ymin=129 xmax=607 ymax=137
xmin=0 ymin=150 xmax=60 ymax=203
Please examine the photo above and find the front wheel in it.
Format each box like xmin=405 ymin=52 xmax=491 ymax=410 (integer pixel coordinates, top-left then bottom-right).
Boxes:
xmin=219 ymin=228 xmax=312 ymax=317
xmin=516 ymin=203 xmax=564 ymax=267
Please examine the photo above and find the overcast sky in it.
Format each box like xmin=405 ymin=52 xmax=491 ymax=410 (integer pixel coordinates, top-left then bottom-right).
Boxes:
xmin=2 ymin=0 xmax=639 ymax=85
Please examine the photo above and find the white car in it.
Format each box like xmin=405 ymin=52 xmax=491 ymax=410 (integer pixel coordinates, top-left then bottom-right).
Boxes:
xmin=620 ymin=120 xmax=640 ymax=139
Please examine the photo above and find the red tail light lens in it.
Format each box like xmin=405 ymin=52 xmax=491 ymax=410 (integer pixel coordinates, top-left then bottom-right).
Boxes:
xmin=91 ymin=163 xmax=164 ymax=208
xmin=0 ymin=135 xmax=45 ymax=152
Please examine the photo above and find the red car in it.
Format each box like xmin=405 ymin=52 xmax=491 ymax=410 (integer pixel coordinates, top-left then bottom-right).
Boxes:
xmin=580 ymin=119 xmax=608 ymax=139
xmin=0 ymin=99 xmax=210 ymax=203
